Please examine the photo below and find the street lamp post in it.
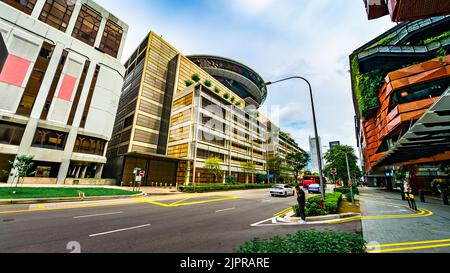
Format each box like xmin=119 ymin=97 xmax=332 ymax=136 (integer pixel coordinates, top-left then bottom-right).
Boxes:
xmin=265 ymin=76 xmax=326 ymax=201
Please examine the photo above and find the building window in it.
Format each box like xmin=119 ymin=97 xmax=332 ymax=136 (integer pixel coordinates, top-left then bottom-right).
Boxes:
xmin=1 ymin=0 xmax=37 ymax=15
xmin=32 ymin=128 xmax=68 ymax=150
xmin=73 ymin=135 xmax=106 ymax=156
xmin=389 ymin=77 xmax=450 ymax=112
xmin=0 ymin=121 xmax=25 ymax=145
xmin=38 ymin=0 xmax=75 ymax=32
xmin=99 ymin=20 xmax=123 ymax=58
xmin=17 ymin=42 xmax=55 ymax=117
xmin=80 ymin=65 xmax=100 ymax=128
xmin=72 ymin=4 xmax=101 ymax=46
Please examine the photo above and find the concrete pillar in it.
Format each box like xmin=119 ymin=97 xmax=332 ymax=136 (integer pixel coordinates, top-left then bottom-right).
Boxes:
xmin=56 ymin=61 xmax=97 ymax=184
xmin=65 ymin=2 xmax=82 ymax=35
xmin=80 ymin=165 xmax=87 ymax=179
xmin=7 ymin=43 xmax=66 ymax=184
xmin=185 ymin=161 xmax=191 ymax=185
xmin=31 ymin=0 xmax=46 ymax=19
xmin=95 ymin=164 xmax=103 ymax=179
xmin=74 ymin=166 xmax=81 ymax=178
xmin=94 ymin=18 xmax=107 ymax=48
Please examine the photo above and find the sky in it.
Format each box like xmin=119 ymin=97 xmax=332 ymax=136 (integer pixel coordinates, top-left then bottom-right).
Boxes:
xmin=96 ymin=0 xmax=395 ymax=155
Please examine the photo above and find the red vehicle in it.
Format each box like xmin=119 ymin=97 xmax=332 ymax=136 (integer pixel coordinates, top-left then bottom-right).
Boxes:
xmin=302 ymin=176 xmax=321 ymax=189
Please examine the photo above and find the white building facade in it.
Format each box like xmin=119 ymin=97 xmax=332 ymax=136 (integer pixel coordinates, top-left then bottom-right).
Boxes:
xmin=0 ymin=0 xmax=128 ymax=184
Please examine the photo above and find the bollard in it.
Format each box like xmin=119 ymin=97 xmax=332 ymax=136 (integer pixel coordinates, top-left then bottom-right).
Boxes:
xmin=160 ymin=182 xmax=162 ymax=188
xmin=165 ymin=183 xmax=167 ymax=188
xmin=443 ymin=191 xmax=449 ymax=206
xmin=419 ymin=190 xmax=425 ymax=203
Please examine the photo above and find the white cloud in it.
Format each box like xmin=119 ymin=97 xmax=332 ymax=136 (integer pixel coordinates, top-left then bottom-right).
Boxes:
xmin=228 ymin=0 xmax=276 ymax=16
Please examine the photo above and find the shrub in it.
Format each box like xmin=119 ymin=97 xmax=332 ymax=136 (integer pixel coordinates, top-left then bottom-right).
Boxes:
xmin=293 ymin=192 xmax=342 ymax=217
xmin=235 ymin=102 xmax=241 ymax=107
xmin=230 ymin=96 xmax=235 ymax=103
xmin=204 ymin=79 xmax=212 ymax=87
xmin=191 ymin=73 xmax=201 ymax=82
xmin=178 ymin=183 xmax=272 ymax=193
xmin=223 ymin=93 xmax=230 ymax=99
xmin=214 ymin=87 xmax=220 ymax=93
xmin=235 ymin=230 xmax=366 ymax=253
xmin=334 ymin=186 xmax=359 ymax=195
xmin=225 ymin=175 xmax=237 ymax=185
xmin=184 ymin=79 xmax=194 ymax=87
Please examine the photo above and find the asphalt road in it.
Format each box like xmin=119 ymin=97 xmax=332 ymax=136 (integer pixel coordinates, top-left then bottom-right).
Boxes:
xmin=0 ymin=189 xmax=361 ymax=253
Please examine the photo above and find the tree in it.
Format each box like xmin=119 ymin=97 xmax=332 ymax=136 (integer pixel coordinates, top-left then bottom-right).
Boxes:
xmin=286 ymin=152 xmax=310 ymax=184
xmin=204 ymin=157 xmax=222 ymax=183
xmin=241 ymin=161 xmax=256 ymax=184
xmin=323 ymin=145 xmax=361 ymax=187
xmin=267 ymin=155 xmax=283 ymax=180
xmin=2 ymin=156 xmax=35 ymax=192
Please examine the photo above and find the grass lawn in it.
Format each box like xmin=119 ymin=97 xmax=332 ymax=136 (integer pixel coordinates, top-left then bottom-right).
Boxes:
xmin=0 ymin=187 xmax=140 ymax=200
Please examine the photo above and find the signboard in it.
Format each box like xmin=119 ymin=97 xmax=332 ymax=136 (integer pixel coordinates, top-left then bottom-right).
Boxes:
xmin=331 ymin=168 xmax=337 ymax=175
xmin=267 ymin=174 xmax=274 ymax=179
xmin=329 ymin=141 xmax=340 ymax=149
xmin=139 ymin=171 xmax=145 ymax=177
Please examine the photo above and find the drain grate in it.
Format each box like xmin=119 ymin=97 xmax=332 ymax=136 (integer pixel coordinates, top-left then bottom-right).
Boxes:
xmin=2 ymin=219 xmax=14 ymax=222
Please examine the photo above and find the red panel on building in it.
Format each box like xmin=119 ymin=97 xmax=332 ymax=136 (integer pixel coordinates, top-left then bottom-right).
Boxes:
xmin=57 ymin=74 xmax=77 ymax=101
xmin=0 ymin=54 xmax=31 ymax=87
xmin=364 ymin=0 xmax=450 ymax=21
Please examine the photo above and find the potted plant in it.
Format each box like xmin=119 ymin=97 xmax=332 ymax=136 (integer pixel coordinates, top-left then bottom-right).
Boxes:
xmin=204 ymin=79 xmax=212 ymax=87
xmin=185 ymin=79 xmax=194 ymax=87
xmin=191 ymin=73 xmax=201 ymax=82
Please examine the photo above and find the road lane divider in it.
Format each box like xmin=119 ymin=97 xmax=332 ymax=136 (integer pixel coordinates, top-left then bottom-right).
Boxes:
xmin=89 ymin=224 xmax=151 ymax=237
xmin=215 ymin=207 xmax=235 ymax=213
xmin=73 ymin=211 xmax=123 ymax=219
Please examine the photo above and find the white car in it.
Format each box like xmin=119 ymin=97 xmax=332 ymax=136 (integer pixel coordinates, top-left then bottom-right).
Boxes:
xmin=270 ymin=184 xmax=295 ymax=197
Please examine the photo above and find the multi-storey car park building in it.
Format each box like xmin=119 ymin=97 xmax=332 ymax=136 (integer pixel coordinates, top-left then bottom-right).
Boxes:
xmin=105 ymin=32 xmax=303 ymax=186
xmin=0 ymin=0 xmax=128 ymax=184
xmin=351 ymin=16 xmax=450 ymax=189
xmin=263 ymin=118 xmax=305 ymax=181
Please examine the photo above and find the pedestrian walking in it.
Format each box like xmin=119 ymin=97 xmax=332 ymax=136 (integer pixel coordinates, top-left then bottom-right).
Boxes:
xmin=403 ymin=181 xmax=412 ymax=209
xmin=295 ymin=185 xmax=306 ymax=224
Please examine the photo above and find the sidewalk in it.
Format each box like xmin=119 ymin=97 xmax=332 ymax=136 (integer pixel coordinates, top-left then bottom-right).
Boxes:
xmin=360 ymin=187 xmax=450 ymax=253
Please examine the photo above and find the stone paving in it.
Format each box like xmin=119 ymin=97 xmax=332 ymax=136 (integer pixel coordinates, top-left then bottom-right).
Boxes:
xmin=360 ymin=187 xmax=450 ymax=253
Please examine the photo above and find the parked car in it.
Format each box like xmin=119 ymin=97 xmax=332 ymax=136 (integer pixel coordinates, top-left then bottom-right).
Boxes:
xmin=308 ymin=184 xmax=321 ymax=194
xmin=270 ymin=184 xmax=295 ymax=197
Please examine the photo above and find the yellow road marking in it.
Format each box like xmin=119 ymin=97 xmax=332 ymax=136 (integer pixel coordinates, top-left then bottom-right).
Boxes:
xmin=367 ymin=238 xmax=450 ymax=249
xmin=368 ymin=243 xmax=450 ymax=253
xmin=0 ymin=200 xmax=141 ymax=215
xmin=168 ymin=195 xmax=199 ymax=206
xmin=133 ymin=195 xmax=240 ymax=207
xmin=274 ymin=207 xmax=293 ymax=217
xmin=171 ymin=196 xmax=240 ymax=207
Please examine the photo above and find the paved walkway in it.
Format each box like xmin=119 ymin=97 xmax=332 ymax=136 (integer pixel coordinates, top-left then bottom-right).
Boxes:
xmin=360 ymin=187 xmax=450 ymax=253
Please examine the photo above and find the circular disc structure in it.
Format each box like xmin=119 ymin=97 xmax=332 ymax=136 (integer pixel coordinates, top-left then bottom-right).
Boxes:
xmin=187 ymin=55 xmax=267 ymax=107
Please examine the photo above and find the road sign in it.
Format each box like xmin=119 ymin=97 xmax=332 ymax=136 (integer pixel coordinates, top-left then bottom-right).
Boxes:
xmin=139 ymin=171 xmax=145 ymax=177
xmin=331 ymin=168 xmax=337 ymax=175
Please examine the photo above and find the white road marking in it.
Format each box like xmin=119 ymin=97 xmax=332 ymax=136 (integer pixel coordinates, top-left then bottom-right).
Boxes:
xmin=215 ymin=207 xmax=235 ymax=213
xmin=89 ymin=224 xmax=151 ymax=237
xmin=73 ymin=211 xmax=123 ymax=219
